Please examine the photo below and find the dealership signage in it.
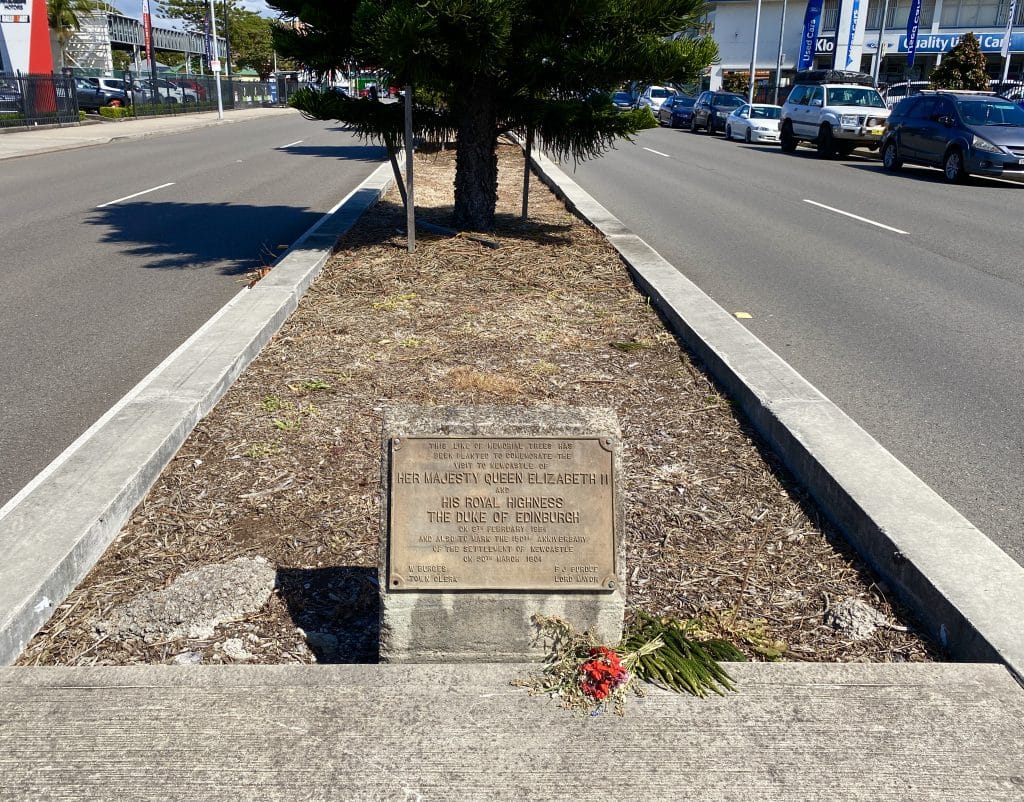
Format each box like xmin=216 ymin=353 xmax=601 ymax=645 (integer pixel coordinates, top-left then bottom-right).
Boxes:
xmin=897 ymin=32 xmax=1024 ymax=53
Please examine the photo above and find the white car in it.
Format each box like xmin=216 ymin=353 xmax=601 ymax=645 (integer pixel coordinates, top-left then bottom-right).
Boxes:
xmin=725 ymin=104 xmax=783 ymax=143
xmin=636 ymin=85 xmax=675 ymax=113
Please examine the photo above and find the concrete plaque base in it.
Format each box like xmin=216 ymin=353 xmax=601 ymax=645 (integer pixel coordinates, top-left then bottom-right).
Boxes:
xmin=380 ymin=406 xmax=626 ymax=662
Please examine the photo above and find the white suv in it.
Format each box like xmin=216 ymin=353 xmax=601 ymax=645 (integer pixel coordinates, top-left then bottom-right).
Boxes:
xmin=780 ymin=78 xmax=890 ymax=157
xmin=636 ymin=85 xmax=675 ymax=113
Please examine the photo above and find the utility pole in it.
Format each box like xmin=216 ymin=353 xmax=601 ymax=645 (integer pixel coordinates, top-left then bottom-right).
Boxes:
xmin=872 ymin=0 xmax=891 ymax=86
xmin=774 ymin=0 xmax=789 ymax=104
xmin=208 ymin=0 xmax=224 ymax=119
xmin=748 ymin=0 xmax=763 ymax=104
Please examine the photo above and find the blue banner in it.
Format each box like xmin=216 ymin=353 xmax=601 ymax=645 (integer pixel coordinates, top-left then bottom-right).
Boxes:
xmin=203 ymin=13 xmax=212 ymax=66
xmin=798 ymin=0 xmax=824 ymax=70
xmin=845 ymin=0 xmax=862 ymax=68
xmin=906 ymin=0 xmax=923 ymax=66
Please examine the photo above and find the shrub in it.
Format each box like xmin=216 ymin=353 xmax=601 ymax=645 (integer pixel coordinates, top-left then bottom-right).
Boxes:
xmin=722 ymin=71 xmax=750 ymax=97
xmin=930 ymin=32 xmax=989 ymax=90
xmin=99 ymin=106 xmax=133 ymax=119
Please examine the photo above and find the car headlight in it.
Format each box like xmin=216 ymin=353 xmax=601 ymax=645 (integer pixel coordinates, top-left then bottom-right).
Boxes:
xmin=840 ymin=114 xmax=859 ymax=126
xmin=754 ymin=125 xmax=771 ymax=132
xmin=972 ymin=134 xmax=1002 ymax=154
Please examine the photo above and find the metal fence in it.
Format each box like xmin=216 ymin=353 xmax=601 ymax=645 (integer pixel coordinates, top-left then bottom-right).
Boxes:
xmin=0 ymin=74 xmax=80 ymax=130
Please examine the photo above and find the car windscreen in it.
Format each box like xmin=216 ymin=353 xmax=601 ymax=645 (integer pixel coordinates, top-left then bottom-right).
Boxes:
xmin=825 ymin=87 xmax=885 ymax=107
xmin=750 ymin=107 xmax=781 ymax=119
xmin=715 ymin=95 xmax=744 ymax=107
xmin=612 ymin=92 xmax=632 ymax=103
xmin=957 ymin=99 xmax=1024 ymax=126
xmin=675 ymin=97 xmax=695 ymax=107
xmin=651 ymin=88 xmax=672 ymax=99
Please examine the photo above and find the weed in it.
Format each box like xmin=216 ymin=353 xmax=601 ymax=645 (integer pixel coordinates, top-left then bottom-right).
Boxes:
xmin=372 ymin=292 xmax=417 ymax=311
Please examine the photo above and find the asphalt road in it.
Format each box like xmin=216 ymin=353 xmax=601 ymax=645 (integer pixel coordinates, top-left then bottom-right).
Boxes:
xmin=0 ymin=115 xmax=385 ymax=509
xmin=565 ymin=126 xmax=1024 ymax=565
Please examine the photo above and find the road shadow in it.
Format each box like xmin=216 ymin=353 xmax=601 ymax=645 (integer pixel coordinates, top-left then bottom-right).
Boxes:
xmin=276 ymin=566 xmax=380 ymax=663
xmin=842 ymin=161 xmax=1024 ymax=188
xmin=279 ymin=143 xmax=386 ymax=162
xmin=86 ymin=200 xmax=326 ymax=276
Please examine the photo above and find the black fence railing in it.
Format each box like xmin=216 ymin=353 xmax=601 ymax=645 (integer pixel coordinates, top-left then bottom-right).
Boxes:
xmin=0 ymin=74 xmax=79 ymax=130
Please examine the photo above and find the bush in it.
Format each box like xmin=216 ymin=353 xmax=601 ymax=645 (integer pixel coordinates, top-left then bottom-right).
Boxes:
xmin=722 ymin=71 xmax=750 ymax=97
xmin=99 ymin=105 xmax=133 ymax=119
xmin=930 ymin=32 xmax=989 ymax=90
xmin=79 ymin=110 xmax=87 ymax=122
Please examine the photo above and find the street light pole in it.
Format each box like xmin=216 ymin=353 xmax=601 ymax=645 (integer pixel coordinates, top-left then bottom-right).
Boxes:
xmin=872 ymin=0 xmax=890 ymax=86
xmin=774 ymin=0 xmax=789 ymax=104
xmin=748 ymin=0 xmax=763 ymax=104
xmin=222 ymin=0 xmax=232 ymax=79
xmin=208 ymin=0 xmax=224 ymax=119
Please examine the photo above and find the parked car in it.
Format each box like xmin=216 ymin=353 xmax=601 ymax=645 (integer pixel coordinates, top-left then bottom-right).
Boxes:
xmin=0 ymin=78 xmax=22 ymax=114
xmin=780 ymin=74 xmax=889 ymax=156
xmin=725 ymin=103 xmax=782 ymax=143
xmin=881 ymin=81 xmax=931 ymax=108
xmin=636 ymin=85 xmax=675 ymax=113
xmin=173 ymin=78 xmax=207 ymax=101
xmin=132 ymin=78 xmax=197 ymax=104
xmin=690 ymin=91 xmax=746 ymax=135
xmin=611 ymin=90 xmax=635 ymax=112
xmin=656 ymin=94 xmax=695 ymax=128
xmin=75 ymin=77 xmax=130 ymax=112
xmin=880 ymin=91 xmax=1024 ymax=182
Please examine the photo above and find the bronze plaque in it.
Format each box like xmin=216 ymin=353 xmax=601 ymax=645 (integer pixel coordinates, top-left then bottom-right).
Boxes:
xmin=388 ymin=437 xmax=616 ymax=591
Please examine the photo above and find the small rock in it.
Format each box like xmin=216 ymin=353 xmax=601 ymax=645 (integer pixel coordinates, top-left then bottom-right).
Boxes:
xmin=825 ymin=597 xmax=889 ymax=641
xmin=172 ymin=651 xmax=203 ymax=665
xmin=220 ymin=638 xmax=254 ymax=661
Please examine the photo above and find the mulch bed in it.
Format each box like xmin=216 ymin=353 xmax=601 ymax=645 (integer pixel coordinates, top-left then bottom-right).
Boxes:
xmin=18 ymin=143 xmax=942 ymax=667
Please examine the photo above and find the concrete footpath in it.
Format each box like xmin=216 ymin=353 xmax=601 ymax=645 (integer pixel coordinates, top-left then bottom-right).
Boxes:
xmin=0 ymin=112 xmax=1022 ymax=799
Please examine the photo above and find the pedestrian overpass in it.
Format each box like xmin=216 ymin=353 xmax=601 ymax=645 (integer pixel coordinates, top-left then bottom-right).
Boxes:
xmin=67 ymin=11 xmax=227 ymax=75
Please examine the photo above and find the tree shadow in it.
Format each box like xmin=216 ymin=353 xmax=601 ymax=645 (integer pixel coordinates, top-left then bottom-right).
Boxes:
xmin=276 ymin=566 xmax=380 ymax=663
xmin=842 ymin=161 xmax=1024 ymax=188
xmin=280 ymin=144 xmax=386 ymax=162
xmin=352 ymin=197 xmax=576 ymax=247
xmin=86 ymin=200 xmax=326 ymax=276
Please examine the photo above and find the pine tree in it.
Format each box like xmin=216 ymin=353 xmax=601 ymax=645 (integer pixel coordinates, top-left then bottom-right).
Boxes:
xmin=269 ymin=0 xmax=717 ymax=232
xmin=929 ymin=32 xmax=990 ymax=91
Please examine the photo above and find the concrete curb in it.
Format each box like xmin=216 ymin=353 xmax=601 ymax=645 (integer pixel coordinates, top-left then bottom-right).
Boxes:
xmin=529 ymin=148 xmax=1024 ymax=683
xmin=0 ymin=160 xmax=394 ymax=666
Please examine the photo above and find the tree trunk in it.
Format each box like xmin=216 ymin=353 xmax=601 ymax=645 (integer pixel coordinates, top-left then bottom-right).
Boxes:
xmin=452 ymin=83 xmax=498 ymax=231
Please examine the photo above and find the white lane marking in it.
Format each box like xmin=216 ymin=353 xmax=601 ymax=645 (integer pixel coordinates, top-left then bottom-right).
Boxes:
xmin=96 ymin=182 xmax=175 ymax=209
xmin=278 ymin=139 xmax=303 ymax=149
xmin=803 ymin=199 xmax=909 ymax=235
xmin=0 ymin=162 xmax=392 ymax=523
xmin=643 ymin=147 xmax=671 ymax=158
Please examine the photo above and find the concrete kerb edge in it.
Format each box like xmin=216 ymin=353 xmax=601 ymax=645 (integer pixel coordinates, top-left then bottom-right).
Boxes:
xmin=528 ymin=148 xmax=1024 ymax=682
xmin=0 ymin=160 xmax=394 ymax=666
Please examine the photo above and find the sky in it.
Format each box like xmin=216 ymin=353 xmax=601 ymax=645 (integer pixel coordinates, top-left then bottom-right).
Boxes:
xmin=114 ymin=1 xmax=278 ymax=22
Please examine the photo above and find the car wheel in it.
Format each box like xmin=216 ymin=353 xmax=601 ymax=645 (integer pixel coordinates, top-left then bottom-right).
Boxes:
xmin=882 ymin=139 xmax=903 ymax=171
xmin=744 ymin=128 xmax=752 ymax=144
xmin=690 ymin=117 xmax=699 ymax=134
xmin=780 ymin=121 xmax=797 ymax=152
xmin=943 ymin=148 xmax=968 ymax=183
xmin=817 ymin=124 xmax=835 ymax=158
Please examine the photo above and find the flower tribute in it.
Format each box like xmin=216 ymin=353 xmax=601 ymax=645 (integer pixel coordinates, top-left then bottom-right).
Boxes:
xmin=518 ymin=612 xmax=745 ymax=716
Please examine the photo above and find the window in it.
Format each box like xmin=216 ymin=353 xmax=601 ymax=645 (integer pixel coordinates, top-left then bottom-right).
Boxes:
xmin=751 ymin=106 xmax=782 ymax=119
xmin=866 ymin=0 xmax=936 ymax=29
xmin=910 ymin=97 xmax=937 ymax=119
xmin=809 ymin=87 xmax=825 ymax=105
xmin=941 ymin=0 xmax=1002 ymax=27
xmin=787 ymin=86 xmax=809 ymax=105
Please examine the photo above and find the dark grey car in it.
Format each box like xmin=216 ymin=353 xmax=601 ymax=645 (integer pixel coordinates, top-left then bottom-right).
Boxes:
xmin=881 ymin=91 xmax=1024 ymax=182
xmin=690 ymin=91 xmax=746 ymax=135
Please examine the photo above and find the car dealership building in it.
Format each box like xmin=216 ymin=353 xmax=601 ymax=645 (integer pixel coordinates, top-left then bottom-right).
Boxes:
xmin=707 ymin=0 xmax=1024 ymax=93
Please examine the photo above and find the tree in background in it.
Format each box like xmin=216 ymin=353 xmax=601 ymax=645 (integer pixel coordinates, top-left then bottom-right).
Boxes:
xmin=158 ymin=0 xmax=279 ymax=77
xmin=930 ymin=32 xmax=990 ymax=91
xmin=722 ymin=71 xmax=749 ymax=97
xmin=269 ymin=0 xmax=717 ymax=231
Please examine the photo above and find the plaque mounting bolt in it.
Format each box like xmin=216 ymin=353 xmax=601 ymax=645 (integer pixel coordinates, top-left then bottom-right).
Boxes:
xmin=393 ymin=437 xmax=402 ymax=451
xmin=599 ymin=437 xmax=614 ymax=452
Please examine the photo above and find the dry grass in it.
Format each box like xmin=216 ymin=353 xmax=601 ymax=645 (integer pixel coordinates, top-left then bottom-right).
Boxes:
xmin=18 ymin=144 xmax=942 ymax=667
